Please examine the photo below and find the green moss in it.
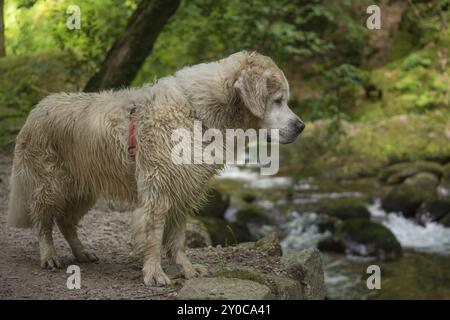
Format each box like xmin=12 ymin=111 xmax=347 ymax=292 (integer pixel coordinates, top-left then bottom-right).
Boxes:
xmin=0 ymin=51 xmax=85 ymax=149
xmin=389 ymin=29 xmax=415 ymax=62
xmin=215 ymin=269 xmax=267 ymax=286
xmin=379 ymin=161 xmax=443 ymax=184
xmin=319 ymin=198 xmax=370 ymax=220
xmin=235 ymin=204 xmax=272 ymax=226
xmin=339 ymin=218 xmax=402 ymax=260
xmin=382 ymin=185 xmax=430 ymax=217
xmin=195 ymin=216 xmax=252 ymax=246
xmin=237 ymin=190 xmax=257 ymax=203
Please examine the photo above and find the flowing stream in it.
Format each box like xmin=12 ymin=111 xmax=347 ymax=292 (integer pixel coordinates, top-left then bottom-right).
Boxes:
xmin=218 ymin=166 xmax=450 ymax=299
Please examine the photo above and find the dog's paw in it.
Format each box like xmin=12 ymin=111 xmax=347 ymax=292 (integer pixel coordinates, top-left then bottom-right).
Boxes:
xmin=40 ymin=256 xmax=61 ymax=270
xmin=143 ymin=263 xmax=171 ymax=286
xmin=74 ymin=250 xmax=98 ymax=263
xmin=181 ymin=264 xmax=209 ymax=279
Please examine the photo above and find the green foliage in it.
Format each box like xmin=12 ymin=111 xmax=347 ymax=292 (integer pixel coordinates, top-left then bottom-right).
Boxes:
xmin=0 ymin=51 xmax=83 ymax=147
xmin=134 ymin=0 xmax=367 ymax=84
xmin=5 ymin=0 xmax=136 ymax=75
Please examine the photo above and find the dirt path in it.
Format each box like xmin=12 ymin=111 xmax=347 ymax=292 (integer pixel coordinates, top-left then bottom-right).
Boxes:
xmin=0 ymin=154 xmax=183 ymax=299
xmin=0 ymin=154 xmax=287 ymax=300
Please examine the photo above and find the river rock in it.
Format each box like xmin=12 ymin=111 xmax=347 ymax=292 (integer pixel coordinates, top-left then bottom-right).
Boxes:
xmin=378 ymin=161 xmax=443 ymax=184
xmin=198 ymin=188 xmax=230 ymax=219
xmin=281 ymin=248 xmax=326 ymax=300
xmin=239 ymin=232 xmax=282 ymax=256
xmin=215 ymin=268 xmax=303 ymax=300
xmin=440 ymin=214 xmax=450 ymax=227
xmin=417 ymin=199 xmax=450 ymax=225
xmin=185 ymin=218 xmax=212 ymax=248
xmin=403 ymin=172 xmax=439 ymax=191
xmin=235 ymin=204 xmax=272 ymax=227
xmin=383 ymin=172 xmax=439 ymax=217
xmin=196 ymin=216 xmax=253 ymax=246
xmin=319 ymin=198 xmax=371 ymax=220
xmin=177 ymin=277 xmax=273 ymax=300
xmin=338 ymin=218 xmax=402 ymax=260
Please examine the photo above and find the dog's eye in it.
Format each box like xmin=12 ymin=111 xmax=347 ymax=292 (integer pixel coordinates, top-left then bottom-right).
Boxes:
xmin=274 ymin=97 xmax=283 ymax=105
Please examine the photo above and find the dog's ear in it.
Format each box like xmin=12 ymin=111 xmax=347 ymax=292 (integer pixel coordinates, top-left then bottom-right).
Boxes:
xmin=234 ymin=68 xmax=269 ymax=119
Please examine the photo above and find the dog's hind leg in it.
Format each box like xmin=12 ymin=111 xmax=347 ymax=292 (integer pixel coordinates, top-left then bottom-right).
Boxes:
xmin=164 ymin=214 xmax=208 ymax=279
xmin=30 ymin=188 xmax=62 ymax=269
xmin=56 ymin=197 xmax=98 ymax=263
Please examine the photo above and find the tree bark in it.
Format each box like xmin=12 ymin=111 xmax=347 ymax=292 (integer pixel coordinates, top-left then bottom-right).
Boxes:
xmin=84 ymin=0 xmax=180 ymax=92
xmin=0 ymin=0 xmax=5 ymax=57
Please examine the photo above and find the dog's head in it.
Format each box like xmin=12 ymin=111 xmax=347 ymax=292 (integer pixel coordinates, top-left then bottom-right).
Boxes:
xmin=233 ymin=52 xmax=304 ymax=144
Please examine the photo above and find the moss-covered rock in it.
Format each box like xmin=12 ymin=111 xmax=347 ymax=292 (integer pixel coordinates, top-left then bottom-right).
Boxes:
xmin=237 ymin=190 xmax=257 ymax=203
xmin=281 ymin=248 xmax=326 ymax=300
xmin=381 ymin=171 xmax=439 ymax=216
xmin=337 ymin=218 xmax=402 ymax=260
xmin=235 ymin=204 xmax=272 ymax=227
xmin=378 ymin=161 xmax=443 ymax=184
xmin=318 ymin=198 xmax=371 ymax=220
xmin=319 ymin=218 xmax=403 ymax=260
xmin=403 ymin=172 xmax=439 ymax=191
xmin=198 ymin=188 xmax=230 ymax=219
xmin=196 ymin=216 xmax=253 ymax=246
xmin=215 ymin=268 xmax=303 ymax=300
xmin=185 ymin=218 xmax=212 ymax=248
xmin=238 ymin=232 xmax=283 ymax=256
xmin=439 ymin=214 xmax=450 ymax=227
xmin=443 ymin=163 xmax=450 ymax=180
xmin=317 ymin=215 xmax=342 ymax=234
xmin=317 ymin=237 xmax=346 ymax=253
xmin=418 ymin=199 xmax=450 ymax=223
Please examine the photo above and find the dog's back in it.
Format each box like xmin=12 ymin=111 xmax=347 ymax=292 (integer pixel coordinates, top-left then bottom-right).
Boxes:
xmin=7 ymin=90 xmax=139 ymax=228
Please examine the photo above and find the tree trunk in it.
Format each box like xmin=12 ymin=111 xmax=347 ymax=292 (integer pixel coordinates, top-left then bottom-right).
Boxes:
xmin=0 ymin=0 xmax=5 ymax=57
xmin=84 ymin=0 xmax=180 ymax=92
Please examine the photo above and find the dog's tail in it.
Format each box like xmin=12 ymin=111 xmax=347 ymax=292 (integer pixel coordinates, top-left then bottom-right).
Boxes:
xmin=7 ymin=167 xmax=32 ymax=228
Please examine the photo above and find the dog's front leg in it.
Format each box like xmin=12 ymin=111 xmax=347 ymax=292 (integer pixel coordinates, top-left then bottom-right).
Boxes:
xmin=164 ymin=215 xmax=208 ymax=279
xmin=133 ymin=198 xmax=171 ymax=286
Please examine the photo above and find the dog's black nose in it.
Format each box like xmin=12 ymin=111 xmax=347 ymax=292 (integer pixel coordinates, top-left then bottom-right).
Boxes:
xmin=294 ymin=120 xmax=305 ymax=134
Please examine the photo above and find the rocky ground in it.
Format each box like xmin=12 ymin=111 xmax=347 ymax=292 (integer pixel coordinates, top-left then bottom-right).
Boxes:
xmin=0 ymin=154 xmax=325 ymax=300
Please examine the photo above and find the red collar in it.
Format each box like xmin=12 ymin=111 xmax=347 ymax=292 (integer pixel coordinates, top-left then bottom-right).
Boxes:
xmin=128 ymin=108 xmax=137 ymax=158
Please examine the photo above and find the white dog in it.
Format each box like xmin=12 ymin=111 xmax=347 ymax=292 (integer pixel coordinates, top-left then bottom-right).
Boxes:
xmin=7 ymin=51 xmax=304 ymax=286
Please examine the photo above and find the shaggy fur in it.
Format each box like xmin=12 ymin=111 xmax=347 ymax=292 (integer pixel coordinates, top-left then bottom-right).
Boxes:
xmin=7 ymin=51 xmax=303 ymax=286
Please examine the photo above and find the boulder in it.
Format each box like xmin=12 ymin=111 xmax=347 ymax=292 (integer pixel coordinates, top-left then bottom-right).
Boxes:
xmin=382 ymin=184 xmax=432 ymax=217
xmin=338 ymin=218 xmax=402 ymax=260
xmin=442 ymin=163 xmax=450 ymax=183
xmin=319 ymin=198 xmax=371 ymax=220
xmin=185 ymin=218 xmax=212 ymax=248
xmin=198 ymin=188 xmax=230 ymax=219
xmin=378 ymin=161 xmax=443 ymax=184
xmin=196 ymin=216 xmax=253 ymax=246
xmin=281 ymin=248 xmax=326 ymax=300
xmin=235 ymin=204 xmax=272 ymax=227
xmin=215 ymin=269 xmax=303 ymax=300
xmin=417 ymin=199 xmax=450 ymax=224
xmin=439 ymin=213 xmax=450 ymax=227
xmin=317 ymin=237 xmax=346 ymax=253
xmin=239 ymin=232 xmax=283 ymax=256
xmin=403 ymin=172 xmax=439 ymax=191
xmin=382 ymin=172 xmax=439 ymax=218
xmin=177 ymin=277 xmax=273 ymax=300
xmin=238 ymin=190 xmax=257 ymax=203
